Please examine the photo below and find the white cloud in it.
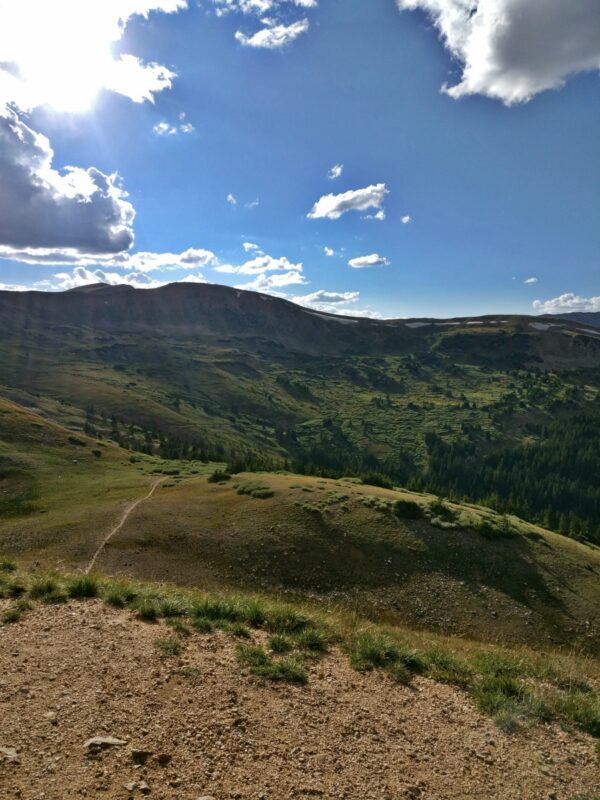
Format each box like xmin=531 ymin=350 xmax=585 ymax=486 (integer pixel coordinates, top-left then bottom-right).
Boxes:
xmin=245 ymin=198 xmax=260 ymax=209
xmin=533 ymin=293 xmax=600 ymax=314
xmin=327 ymin=163 xmax=343 ymax=180
xmin=348 ymin=253 xmax=390 ymax=269
xmin=401 ymin=215 xmax=412 ymax=224
xmin=396 ymin=0 xmax=600 ymax=105
xmin=215 ymin=254 xmax=302 ymax=275
xmin=227 ymin=193 xmax=238 ymax=206
xmin=324 ymin=247 xmax=334 ymax=257
xmin=235 ymin=269 xmax=307 ymax=292
xmin=0 ymin=282 xmax=29 ymax=292
xmin=242 ymin=242 xmax=261 ymax=252
xmin=52 ymin=265 xmax=209 ymax=291
xmin=308 ymin=183 xmax=389 ymax=220
xmin=212 ymin=0 xmax=316 ymax=16
xmin=363 ymin=210 xmax=386 ymax=221
xmin=154 ymin=119 xmax=195 ymax=136
xmin=0 ymin=108 xmax=135 ymax=256
xmin=0 ymin=243 xmax=218 ymax=271
xmin=235 ymin=17 xmax=309 ymax=48
xmin=153 ymin=121 xmax=178 ymax=136
xmin=0 ymin=1 xmax=186 ymax=113
xmin=524 ymin=277 xmax=538 ymax=285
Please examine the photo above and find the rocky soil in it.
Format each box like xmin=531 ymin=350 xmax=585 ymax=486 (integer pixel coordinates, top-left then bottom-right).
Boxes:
xmin=0 ymin=601 xmax=598 ymax=800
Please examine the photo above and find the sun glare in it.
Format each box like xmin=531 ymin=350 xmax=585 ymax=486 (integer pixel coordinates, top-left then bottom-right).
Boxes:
xmin=3 ymin=3 xmax=120 ymax=113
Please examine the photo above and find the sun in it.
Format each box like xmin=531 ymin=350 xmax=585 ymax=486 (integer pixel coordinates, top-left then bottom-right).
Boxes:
xmin=4 ymin=2 xmax=118 ymax=113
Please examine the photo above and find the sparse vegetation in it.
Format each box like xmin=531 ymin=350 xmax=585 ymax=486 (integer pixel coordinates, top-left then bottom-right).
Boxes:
xmin=155 ymin=637 xmax=183 ymax=657
xmin=235 ymin=479 xmax=274 ymax=499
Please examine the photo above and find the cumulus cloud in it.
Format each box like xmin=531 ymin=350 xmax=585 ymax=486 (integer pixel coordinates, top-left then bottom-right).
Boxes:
xmin=363 ymin=210 xmax=386 ymax=221
xmin=235 ymin=269 xmax=307 ymax=292
xmin=215 ymin=254 xmax=302 ymax=275
xmin=324 ymin=247 xmax=334 ymax=256
xmin=0 ymin=1 xmax=186 ymax=112
xmin=327 ymin=163 xmax=343 ymax=180
xmin=307 ymin=183 xmax=389 ymax=220
xmin=245 ymin=197 xmax=260 ymax=209
xmin=348 ymin=253 xmax=390 ymax=269
xmin=524 ymin=277 xmax=538 ymax=285
xmin=533 ymin=293 xmax=600 ymax=314
xmin=242 ymin=242 xmax=261 ymax=252
xmin=396 ymin=0 xmax=600 ymax=105
xmin=227 ymin=193 xmax=238 ymax=206
xmin=401 ymin=215 xmax=412 ymax=224
xmin=235 ymin=17 xmax=309 ymax=48
xmin=0 ymin=243 xmax=218 ymax=271
xmin=52 ymin=265 xmax=208 ymax=291
xmin=0 ymin=109 xmax=135 ymax=256
xmin=0 ymin=3 xmax=188 ymax=263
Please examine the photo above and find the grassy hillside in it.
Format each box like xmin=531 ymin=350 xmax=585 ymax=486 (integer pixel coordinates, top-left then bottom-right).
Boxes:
xmin=1 ymin=400 xmax=599 ymax=654
xmin=2 ymin=284 xmax=600 ymax=541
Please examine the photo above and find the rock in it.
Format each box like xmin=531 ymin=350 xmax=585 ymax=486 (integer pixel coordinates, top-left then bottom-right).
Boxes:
xmin=0 ymin=746 xmax=19 ymax=763
xmin=84 ymin=736 xmax=127 ymax=752
xmin=138 ymin=781 xmax=151 ymax=795
xmin=131 ymin=748 xmax=153 ymax=765
xmin=124 ymin=782 xmax=137 ymax=792
xmin=44 ymin=712 xmax=58 ymax=726
xmin=155 ymin=752 xmax=172 ymax=766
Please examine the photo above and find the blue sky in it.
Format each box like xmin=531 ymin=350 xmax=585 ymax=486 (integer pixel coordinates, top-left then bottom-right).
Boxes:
xmin=0 ymin=0 xmax=599 ymax=318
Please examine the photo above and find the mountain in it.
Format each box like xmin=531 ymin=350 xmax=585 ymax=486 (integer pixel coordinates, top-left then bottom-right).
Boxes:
xmin=1 ymin=282 xmax=600 ymax=542
xmin=553 ymin=311 xmax=600 ymax=329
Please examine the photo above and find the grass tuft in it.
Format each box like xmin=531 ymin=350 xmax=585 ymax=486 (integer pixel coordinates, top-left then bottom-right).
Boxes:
xmin=155 ymin=637 xmax=183 ymax=657
xmin=67 ymin=575 xmax=99 ymax=599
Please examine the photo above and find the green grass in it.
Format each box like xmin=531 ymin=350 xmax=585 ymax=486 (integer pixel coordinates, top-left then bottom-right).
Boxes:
xmin=155 ymin=637 xmax=183 ymax=657
xmin=67 ymin=575 xmax=100 ymax=599
xmin=235 ymin=480 xmax=275 ymax=499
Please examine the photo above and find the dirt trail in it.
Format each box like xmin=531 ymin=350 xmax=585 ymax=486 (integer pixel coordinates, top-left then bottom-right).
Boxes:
xmin=85 ymin=478 xmax=164 ymax=574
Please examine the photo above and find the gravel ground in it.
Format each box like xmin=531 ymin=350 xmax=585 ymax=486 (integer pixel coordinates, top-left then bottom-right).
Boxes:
xmin=0 ymin=600 xmax=598 ymax=800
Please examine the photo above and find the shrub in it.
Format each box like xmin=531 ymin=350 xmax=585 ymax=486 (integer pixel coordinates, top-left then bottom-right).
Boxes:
xmin=393 ymin=499 xmax=423 ymax=520
xmin=0 ymin=557 xmax=17 ymax=573
xmin=236 ymin=480 xmax=274 ymax=500
xmin=67 ymin=575 xmax=99 ymax=599
xmin=207 ymin=470 xmax=231 ymax=483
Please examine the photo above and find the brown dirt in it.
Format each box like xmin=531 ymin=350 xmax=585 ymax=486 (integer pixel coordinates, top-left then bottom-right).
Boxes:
xmin=0 ymin=601 xmax=598 ymax=800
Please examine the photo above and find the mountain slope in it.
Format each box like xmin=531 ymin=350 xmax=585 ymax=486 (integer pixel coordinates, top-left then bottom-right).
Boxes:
xmin=2 ymin=283 xmax=600 ymax=541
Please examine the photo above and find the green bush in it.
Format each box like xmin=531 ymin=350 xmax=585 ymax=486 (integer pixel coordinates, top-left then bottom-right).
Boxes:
xmin=393 ymin=499 xmax=424 ymax=519
xmin=236 ymin=480 xmax=274 ymax=499
xmin=207 ymin=470 xmax=231 ymax=483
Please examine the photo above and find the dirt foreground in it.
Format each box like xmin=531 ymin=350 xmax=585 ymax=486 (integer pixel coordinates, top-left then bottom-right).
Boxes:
xmin=0 ymin=601 xmax=597 ymax=800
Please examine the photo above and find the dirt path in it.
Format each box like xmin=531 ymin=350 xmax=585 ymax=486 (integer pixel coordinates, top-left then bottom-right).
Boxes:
xmin=85 ymin=478 xmax=165 ymax=574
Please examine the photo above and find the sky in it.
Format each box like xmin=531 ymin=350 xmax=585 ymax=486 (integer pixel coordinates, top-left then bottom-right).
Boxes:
xmin=0 ymin=0 xmax=599 ymax=319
